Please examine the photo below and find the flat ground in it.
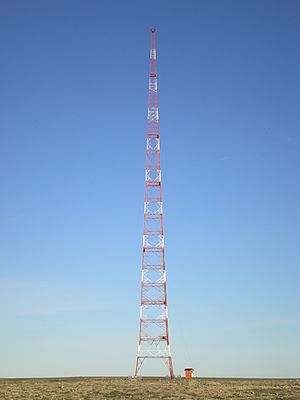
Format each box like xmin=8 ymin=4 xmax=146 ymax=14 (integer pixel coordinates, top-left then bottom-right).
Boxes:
xmin=0 ymin=377 xmax=299 ymax=400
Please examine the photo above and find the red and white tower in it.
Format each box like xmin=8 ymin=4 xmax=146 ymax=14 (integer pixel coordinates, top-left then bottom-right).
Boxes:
xmin=134 ymin=28 xmax=174 ymax=378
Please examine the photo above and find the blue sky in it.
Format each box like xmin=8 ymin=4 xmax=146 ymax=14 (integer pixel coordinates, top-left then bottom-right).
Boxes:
xmin=0 ymin=0 xmax=299 ymax=378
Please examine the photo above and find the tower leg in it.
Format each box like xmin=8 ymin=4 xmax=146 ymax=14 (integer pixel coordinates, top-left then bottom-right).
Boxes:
xmin=168 ymin=357 xmax=175 ymax=378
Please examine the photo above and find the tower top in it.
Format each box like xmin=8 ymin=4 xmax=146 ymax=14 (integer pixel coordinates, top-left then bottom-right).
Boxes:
xmin=150 ymin=28 xmax=156 ymax=33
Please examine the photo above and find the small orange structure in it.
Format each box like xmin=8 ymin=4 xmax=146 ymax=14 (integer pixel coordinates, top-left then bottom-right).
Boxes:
xmin=184 ymin=368 xmax=194 ymax=379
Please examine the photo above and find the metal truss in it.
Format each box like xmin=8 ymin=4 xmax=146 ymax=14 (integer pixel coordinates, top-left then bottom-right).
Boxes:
xmin=134 ymin=28 xmax=174 ymax=378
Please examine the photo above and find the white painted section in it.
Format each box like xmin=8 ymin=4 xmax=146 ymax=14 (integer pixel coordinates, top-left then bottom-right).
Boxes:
xmin=150 ymin=48 xmax=156 ymax=59
xmin=139 ymin=349 xmax=169 ymax=357
xmin=146 ymin=137 xmax=159 ymax=150
xmin=148 ymin=107 xmax=159 ymax=121
xmin=145 ymin=169 xmax=161 ymax=182
xmin=143 ymin=235 xmax=146 ymax=247
xmin=144 ymin=201 xmax=162 ymax=214
xmin=168 ymin=345 xmax=171 ymax=356
xmin=157 ymin=170 xmax=161 ymax=181
xmin=149 ymin=78 xmax=158 ymax=91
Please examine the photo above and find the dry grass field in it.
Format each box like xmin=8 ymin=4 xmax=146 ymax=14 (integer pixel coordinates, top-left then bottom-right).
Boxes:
xmin=0 ymin=377 xmax=299 ymax=400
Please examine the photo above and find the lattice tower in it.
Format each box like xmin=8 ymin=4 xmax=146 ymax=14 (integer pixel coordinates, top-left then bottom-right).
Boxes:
xmin=134 ymin=28 xmax=174 ymax=378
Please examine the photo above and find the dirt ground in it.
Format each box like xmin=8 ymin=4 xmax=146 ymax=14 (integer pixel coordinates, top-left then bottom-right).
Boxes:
xmin=0 ymin=377 xmax=299 ymax=400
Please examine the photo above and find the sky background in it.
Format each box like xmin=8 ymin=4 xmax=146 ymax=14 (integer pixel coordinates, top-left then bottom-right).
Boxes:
xmin=0 ymin=0 xmax=299 ymax=378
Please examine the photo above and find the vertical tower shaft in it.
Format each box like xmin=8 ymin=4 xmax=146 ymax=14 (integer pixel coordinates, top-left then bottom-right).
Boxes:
xmin=134 ymin=28 xmax=174 ymax=378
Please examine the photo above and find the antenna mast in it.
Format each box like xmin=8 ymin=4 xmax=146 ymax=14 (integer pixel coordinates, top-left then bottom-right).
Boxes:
xmin=134 ymin=28 xmax=174 ymax=378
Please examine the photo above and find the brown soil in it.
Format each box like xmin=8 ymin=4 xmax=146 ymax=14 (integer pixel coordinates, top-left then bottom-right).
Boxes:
xmin=0 ymin=377 xmax=299 ymax=400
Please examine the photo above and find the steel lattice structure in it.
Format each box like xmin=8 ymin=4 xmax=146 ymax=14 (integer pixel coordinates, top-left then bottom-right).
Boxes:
xmin=134 ymin=28 xmax=174 ymax=378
